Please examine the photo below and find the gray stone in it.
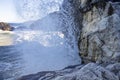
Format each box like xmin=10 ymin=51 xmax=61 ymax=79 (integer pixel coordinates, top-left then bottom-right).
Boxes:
xmin=106 ymin=63 xmax=120 ymax=79
xmin=79 ymin=1 xmax=120 ymax=64
xmin=76 ymin=63 xmax=119 ymax=80
xmin=18 ymin=63 xmax=119 ymax=80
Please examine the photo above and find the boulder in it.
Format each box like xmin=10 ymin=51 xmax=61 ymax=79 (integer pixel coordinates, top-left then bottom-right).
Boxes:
xmin=106 ymin=63 xmax=120 ymax=79
xmin=0 ymin=22 xmax=14 ymax=31
xmin=18 ymin=63 xmax=119 ymax=80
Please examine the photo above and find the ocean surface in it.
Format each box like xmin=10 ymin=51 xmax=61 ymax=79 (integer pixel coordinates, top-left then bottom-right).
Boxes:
xmin=0 ymin=30 xmax=81 ymax=80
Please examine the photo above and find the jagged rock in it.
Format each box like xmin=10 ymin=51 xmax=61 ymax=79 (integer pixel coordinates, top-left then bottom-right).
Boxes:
xmin=0 ymin=22 xmax=14 ymax=31
xmin=18 ymin=63 xmax=118 ymax=80
xmin=79 ymin=1 xmax=120 ymax=64
xmin=106 ymin=63 xmax=120 ymax=79
xmin=76 ymin=63 xmax=119 ymax=80
xmin=80 ymin=0 xmax=106 ymax=13
xmin=80 ymin=0 xmax=120 ymax=13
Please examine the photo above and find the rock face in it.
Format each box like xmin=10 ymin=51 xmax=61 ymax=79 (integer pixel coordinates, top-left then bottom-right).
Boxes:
xmin=106 ymin=63 xmax=120 ymax=79
xmin=0 ymin=22 xmax=14 ymax=31
xmin=18 ymin=63 xmax=119 ymax=80
xmin=79 ymin=0 xmax=120 ymax=64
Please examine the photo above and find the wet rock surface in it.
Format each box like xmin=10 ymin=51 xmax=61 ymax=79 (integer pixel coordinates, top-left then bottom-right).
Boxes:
xmin=79 ymin=1 xmax=120 ymax=64
xmin=18 ymin=63 xmax=119 ymax=80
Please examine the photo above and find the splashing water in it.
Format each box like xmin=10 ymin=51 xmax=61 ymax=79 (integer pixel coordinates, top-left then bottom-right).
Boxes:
xmin=14 ymin=0 xmax=63 ymax=20
xmin=15 ymin=31 xmax=64 ymax=47
xmin=0 ymin=0 xmax=81 ymax=79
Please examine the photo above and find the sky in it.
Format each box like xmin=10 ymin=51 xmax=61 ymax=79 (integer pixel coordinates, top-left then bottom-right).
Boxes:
xmin=0 ymin=0 xmax=24 ymax=23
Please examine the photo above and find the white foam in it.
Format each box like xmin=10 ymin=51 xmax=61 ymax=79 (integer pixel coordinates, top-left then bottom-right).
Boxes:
xmin=0 ymin=62 xmax=12 ymax=72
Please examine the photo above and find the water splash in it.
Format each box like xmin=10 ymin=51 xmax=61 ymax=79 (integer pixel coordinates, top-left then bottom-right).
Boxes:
xmin=0 ymin=0 xmax=81 ymax=79
xmin=15 ymin=30 xmax=64 ymax=47
xmin=14 ymin=0 xmax=63 ymax=20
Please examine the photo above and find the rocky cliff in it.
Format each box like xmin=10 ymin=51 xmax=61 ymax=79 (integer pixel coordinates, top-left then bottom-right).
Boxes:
xmin=79 ymin=0 xmax=120 ymax=65
xmin=18 ymin=0 xmax=120 ymax=80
